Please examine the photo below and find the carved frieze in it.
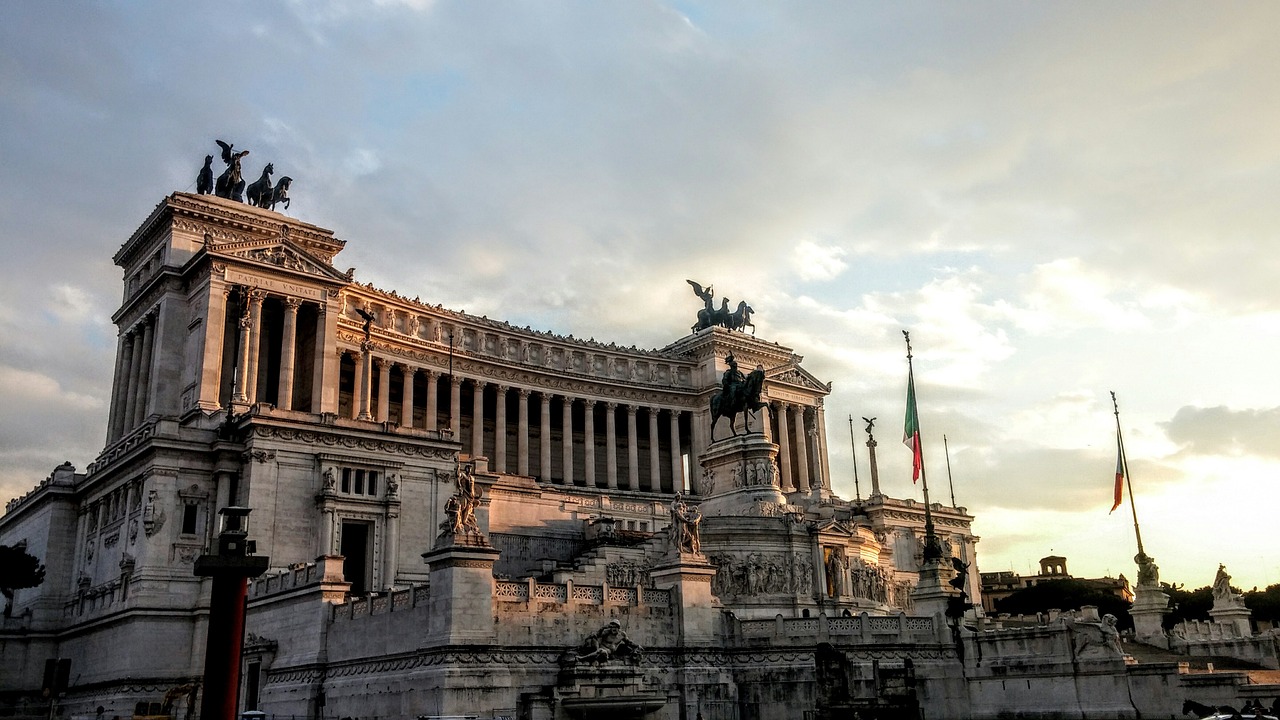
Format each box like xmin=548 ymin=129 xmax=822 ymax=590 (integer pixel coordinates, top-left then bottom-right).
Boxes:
xmin=252 ymin=426 xmax=454 ymax=460
xmin=709 ymin=552 xmax=814 ymax=598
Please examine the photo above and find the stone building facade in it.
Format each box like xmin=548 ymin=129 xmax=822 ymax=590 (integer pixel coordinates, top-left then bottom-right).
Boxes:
xmin=22 ymin=192 xmax=1243 ymax=720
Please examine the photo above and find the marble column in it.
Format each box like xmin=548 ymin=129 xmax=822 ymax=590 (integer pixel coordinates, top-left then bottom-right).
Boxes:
xmin=196 ymin=285 xmax=229 ymax=412
xmin=357 ymin=346 xmax=374 ymax=421
xmin=313 ymin=300 xmax=339 ymax=414
xmin=318 ymin=506 xmax=334 ymax=555
xmin=494 ymin=385 xmax=508 ymax=472
xmin=540 ymin=394 xmax=552 ymax=482
xmin=132 ymin=315 xmax=155 ymax=427
xmin=775 ymin=401 xmax=794 ymax=492
xmin=233 ymin=311 xmax=252 ymax=405
xmin=626 ymin=405 xmax=639 ymax=490
xmin=245 ymin=291 xmax=265 ymax=403
xmin=517 ymin=389 xmax=531 ymax=476
xmin=648 ymin=408 xmax=661 ymax=492
xmin=382 ymin=506 xmax=400 ymax=589
xmin=584 ymin=400 xmax=597 ymax=487
xmin=424 ymin=370 xmax=438 ymax=431
xmin=471 ymin=380 xmax=486 ymax=458
xmin=400 ymin=364 xmax=415 ymax=428
xmin=813 ymin=405 xmax=828 ymax=490
xmin=108 ymin=332 xmax=134 ymax=441
xmin=605 ymin=402 xmax=619 ymax=489
xmin=561 ymin=397 xmax=574 ymax=485
xmin=278 ymin=298 xmax=300 ymax=410
xmin=668 ymin=410 xmax=683 ymax=494
xmin=348 ymin=350 xmax=364 ymax=419
xmin=448 ymin=376 xmax=461 ymax=434
xmin=375 ymin=358 xmax=391 ymax=422
xmin=793 ymin=405 xmax=811 ymax=492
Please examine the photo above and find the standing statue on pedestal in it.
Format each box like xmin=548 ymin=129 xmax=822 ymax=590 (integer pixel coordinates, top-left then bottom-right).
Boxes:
xmin=1134 ymin=552 xmax=1159 ymax=587
xmin=668 ymin=493 xmax=702 ymax=555
xmin=214 ymin=140 xmax=250 ymax=202
xmin=1211 ymin=564 xmax=1243 ymax=607
xmin=439 ymin=462 xmax=482 ymax=539
xmin=710 ymin=354 xmax=767 ymax=439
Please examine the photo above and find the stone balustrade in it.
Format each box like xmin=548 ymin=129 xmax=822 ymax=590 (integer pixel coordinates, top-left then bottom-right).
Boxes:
xmin=736 ymin=611 xmax=936 ymax=644
xmin=248 ymin=555 xmax=350 ymax=602
xmin=1173 ymin=619 xmax=1245 ymax=641
xmin=62 ymin=578 xmax=124 ymax=622
xmin=494 ymin=579 xmax=669 ymax=609
xmin=331 ymin=585 xmax=430 ymax=622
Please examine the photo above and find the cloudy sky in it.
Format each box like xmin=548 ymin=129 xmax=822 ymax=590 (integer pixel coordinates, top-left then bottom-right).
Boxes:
xmin=3 ymin=2 xmax=1279 ymax=591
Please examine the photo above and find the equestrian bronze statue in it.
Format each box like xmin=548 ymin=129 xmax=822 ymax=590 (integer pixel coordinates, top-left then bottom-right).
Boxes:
xmin=710 ymin=354 xmax=767 ymax=439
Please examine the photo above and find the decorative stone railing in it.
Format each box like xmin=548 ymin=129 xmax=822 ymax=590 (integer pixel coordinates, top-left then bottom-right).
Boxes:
xmin=736 ymin=612 xmax=935 ymax=643
xmin=62 ymin=579 xmax=124 ymax=622
xmin=1173 ymin=619 xmax=1246 ymax=641
xmin=86 ymin=420 xmax=161 ymax=476
xmin=331 ymin=585 xmax=429 ymax=622
xmin=494 ymin=579 xmax=668 ymax=609
xmin=248 ymin=556 xmax=349 ymax=601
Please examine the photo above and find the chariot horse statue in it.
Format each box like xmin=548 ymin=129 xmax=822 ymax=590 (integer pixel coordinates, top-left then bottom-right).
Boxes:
xmin=710 ymin=361 xmax=767 ymax=439
xmin=246 ymin=163 xmax=274 ymax=208
xmin=214 ymin=140 xmax=250 ymax=202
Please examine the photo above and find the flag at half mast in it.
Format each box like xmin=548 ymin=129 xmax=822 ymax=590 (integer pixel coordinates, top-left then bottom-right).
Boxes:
xmin=903 ymin=363 xmax=924 ymax=483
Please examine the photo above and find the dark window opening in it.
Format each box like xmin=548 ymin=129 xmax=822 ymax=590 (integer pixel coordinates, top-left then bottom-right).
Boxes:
xmin=181 ymin=505 xmax=198 ymax=535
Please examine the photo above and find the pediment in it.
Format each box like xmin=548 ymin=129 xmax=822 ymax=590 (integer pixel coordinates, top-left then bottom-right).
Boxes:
xmin=767 ymin=362 xmax=832 ymax=394
xmin=812 ymin=519 xmax=856 ymax=537
xmin=210 ymin=237 xmax=349 ymax=282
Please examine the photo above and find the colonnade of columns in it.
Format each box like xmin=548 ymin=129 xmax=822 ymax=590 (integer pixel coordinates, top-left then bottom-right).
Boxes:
xmin=107 ymin=310 xmax=158 ymax=442
xmin=770 ymin=400 xmax=828 ymax=493
xmin=227 ymin=289 xmax=329 ymax=411
xmin=341 ymin=352 xmax=689 ymax=493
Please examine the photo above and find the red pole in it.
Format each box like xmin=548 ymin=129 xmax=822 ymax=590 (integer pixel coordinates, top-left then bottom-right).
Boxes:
xmin=199 ymin=575 xmax=249 ymax=720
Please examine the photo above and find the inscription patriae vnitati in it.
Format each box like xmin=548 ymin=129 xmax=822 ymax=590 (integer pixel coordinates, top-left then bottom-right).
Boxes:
xmin=225 ymin=269 xmax=326 ymax=302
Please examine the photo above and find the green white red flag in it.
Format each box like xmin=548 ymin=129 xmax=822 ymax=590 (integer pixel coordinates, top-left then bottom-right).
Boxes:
xmin=903 ymin=370 xmax=923 ymax=483
xmin=1110 ymin=433 xmax=1124 ymax=513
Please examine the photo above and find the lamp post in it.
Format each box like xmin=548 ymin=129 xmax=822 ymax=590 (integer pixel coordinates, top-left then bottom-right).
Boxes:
xmin=195 ymin=507 xmax=270 ymax=720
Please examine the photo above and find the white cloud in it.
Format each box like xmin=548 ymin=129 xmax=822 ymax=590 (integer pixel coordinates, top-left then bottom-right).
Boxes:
xmin=791 ymin=239 xmax=847 ymax=281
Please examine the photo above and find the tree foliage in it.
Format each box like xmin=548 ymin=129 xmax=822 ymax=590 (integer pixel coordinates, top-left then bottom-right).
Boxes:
xmin=994 ymin=578 xmax=1133 ymax=629
xmin=1161 ymin=583 xmax=1213 ymax=629
xmin=1243 ymin=584 xmax=1280 ymax=622
xmin=0 ymin=544 xmax=47 ymax=615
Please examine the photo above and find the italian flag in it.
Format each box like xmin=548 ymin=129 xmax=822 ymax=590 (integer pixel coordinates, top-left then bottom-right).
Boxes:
xmin=1110 ymin=434 xmax=1124 ymax=513
xmin=903 ymin=371 xmax=923 ymax=483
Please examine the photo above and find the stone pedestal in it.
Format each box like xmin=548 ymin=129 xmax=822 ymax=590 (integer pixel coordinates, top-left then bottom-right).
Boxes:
xmin=1209 ymin=603 xmax=1253 ymax=637
xmin=651 ymin=554 xmax=719 ymax=646
xmin=698 ymin=433 xmax=791 ymax=518
xmin=1130 ymin=584 xmax=1170 ymax=649
xmin=912 ymin=558 xmax=957 ymax=640
xmin=420 ymin=534 xmax=501 ymax=646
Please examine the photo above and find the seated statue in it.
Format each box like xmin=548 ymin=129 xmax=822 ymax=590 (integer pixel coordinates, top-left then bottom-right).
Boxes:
xmin=575 ymin=620 xmax=644 ymax=665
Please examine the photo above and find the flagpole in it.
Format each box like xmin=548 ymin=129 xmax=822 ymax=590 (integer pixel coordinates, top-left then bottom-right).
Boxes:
xmin=904 ymin=331 xmax=941 ymax=562
xmin=848 ymin=415 xmax=862 ymax=501
xmin=944 ymin=434 xmax=957 ymax=508
xmin=1111 ymin=391 xmax=1145 ymax=556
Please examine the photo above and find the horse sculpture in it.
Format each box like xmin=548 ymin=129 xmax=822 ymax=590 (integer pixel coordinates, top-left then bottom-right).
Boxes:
xmin=710 ymin=367 xmax=766 ymax=439
xmin=727 ymin=301 xmax=755 ymax=334
xmin=246 ymin=163 xmax=274 ymax=208
xmin=268 ymin=176 xmax=292 ymax=211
